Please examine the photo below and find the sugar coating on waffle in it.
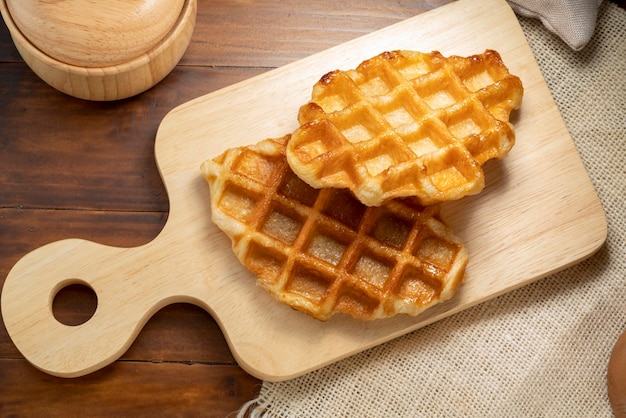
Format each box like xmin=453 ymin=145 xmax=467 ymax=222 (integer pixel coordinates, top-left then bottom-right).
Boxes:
xmin=286 ymin=49 xmax=523 ymax=207
xmin=201 ymin=136 xmax=468 ymax=321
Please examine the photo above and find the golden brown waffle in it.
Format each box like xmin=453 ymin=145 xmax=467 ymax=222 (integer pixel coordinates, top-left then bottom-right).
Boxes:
xmin=201 ymin=136 xmax=468 ymax=321
xmin=286 ymin=49 xmax=523 ymax=207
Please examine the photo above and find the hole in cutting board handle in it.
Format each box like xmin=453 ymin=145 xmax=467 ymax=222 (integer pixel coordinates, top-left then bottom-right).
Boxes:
xmin=52 ymin=281 xmax=98 ymax=326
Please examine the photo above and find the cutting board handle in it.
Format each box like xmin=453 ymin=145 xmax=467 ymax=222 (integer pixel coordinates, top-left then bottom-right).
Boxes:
xmin=1 ymin=236 xmax=191 ymax=377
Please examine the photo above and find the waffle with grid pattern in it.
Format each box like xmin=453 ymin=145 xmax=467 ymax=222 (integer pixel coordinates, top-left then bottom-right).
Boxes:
xmin=286 ymin=49 xmax=523 ymax=207
xmin=201 ymin=135 xmax=468 ymax=321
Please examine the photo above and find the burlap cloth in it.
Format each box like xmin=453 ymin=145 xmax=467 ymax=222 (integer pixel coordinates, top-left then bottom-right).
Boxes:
xmin=242 ymin=2 xmax=626 ymax=416
xmin=508 ymin=0 xmax=603 ymax=50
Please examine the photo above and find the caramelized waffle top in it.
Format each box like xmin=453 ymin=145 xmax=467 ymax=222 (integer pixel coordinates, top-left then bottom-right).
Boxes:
xmin=201 ymin=136 xmax=468 ymax=321
xmin=286 ymin=49 xmax=523 ymax=207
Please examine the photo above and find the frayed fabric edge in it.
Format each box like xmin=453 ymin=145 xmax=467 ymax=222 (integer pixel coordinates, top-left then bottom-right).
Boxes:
xmin=236 ymin=398 xmax=270 ymax=418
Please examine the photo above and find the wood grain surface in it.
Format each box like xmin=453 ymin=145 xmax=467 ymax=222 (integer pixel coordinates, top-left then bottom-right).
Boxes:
xmin=0 ymin=0 xmax=607 ymax=415
xmin=1 ymin=1 xmax=455 ymax=416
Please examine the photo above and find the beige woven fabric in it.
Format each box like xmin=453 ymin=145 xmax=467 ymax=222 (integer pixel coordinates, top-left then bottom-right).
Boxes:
xmin=508 ymin=0 xmax=602 ymax=50
xmin=243 ymin=2 xmax=626 ymax=416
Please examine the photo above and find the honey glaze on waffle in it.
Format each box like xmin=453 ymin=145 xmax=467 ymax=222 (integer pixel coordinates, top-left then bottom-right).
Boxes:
xmin=202 ymin=136 xmax=468 ymax=321
xmin=287 ymin=49 xmax=523 ymax=207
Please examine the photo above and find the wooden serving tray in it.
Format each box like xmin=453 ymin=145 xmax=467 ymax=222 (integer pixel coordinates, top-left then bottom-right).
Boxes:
xmin=1 ymin=0 xmax=606 ymax=381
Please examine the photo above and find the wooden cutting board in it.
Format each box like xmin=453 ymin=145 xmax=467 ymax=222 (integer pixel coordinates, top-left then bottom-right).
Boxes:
xmin=1 ymin=0 xmax=607 ymax=381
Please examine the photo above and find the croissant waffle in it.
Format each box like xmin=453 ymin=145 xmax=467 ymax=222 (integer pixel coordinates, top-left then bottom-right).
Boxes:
xmin=201 ymin=136 xmax=468 ymax=321
xmin=286 ymin=49 xmax=523 ymax=206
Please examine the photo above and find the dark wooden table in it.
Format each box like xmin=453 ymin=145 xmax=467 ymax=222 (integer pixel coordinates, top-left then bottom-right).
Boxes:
xmin=1 ymin=1 xmax=452 ymax=416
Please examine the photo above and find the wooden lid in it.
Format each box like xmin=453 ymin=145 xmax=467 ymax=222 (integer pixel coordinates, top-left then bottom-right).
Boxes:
xmin=5 ymin=0 xmax=186 ymax=67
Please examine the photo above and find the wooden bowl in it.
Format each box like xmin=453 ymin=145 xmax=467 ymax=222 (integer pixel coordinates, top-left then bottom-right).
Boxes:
xmin=0 ymin=0 xmax=196 ymax=101
xmin=609 ymin=329 xmax=626 ymax=418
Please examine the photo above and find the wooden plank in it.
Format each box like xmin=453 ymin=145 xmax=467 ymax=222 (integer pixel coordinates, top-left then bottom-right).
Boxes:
xmin=0 ymin=16 xmax=21 ymax=62
xmin=0 ymin=359 xmax=260 ymax=418
xmin=121 ymin=303 xmax=235 ymax=364
xmin=0 ymin=64 xmax=266 ymax=211
xmin=1 ymin=0 xmax=607 ymax=382
xmin=184 ymin=0 xmax=454 ymax=67
xmin=0 ymin=208 xmax=166 ymax=279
